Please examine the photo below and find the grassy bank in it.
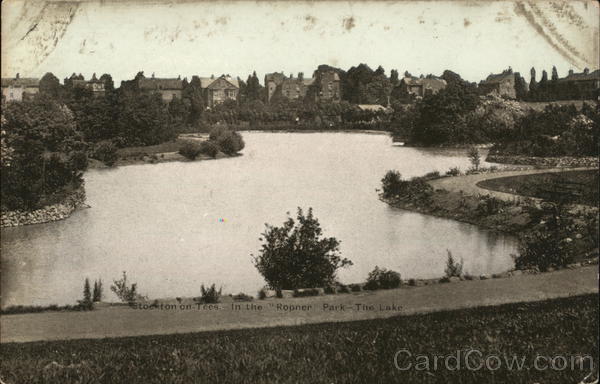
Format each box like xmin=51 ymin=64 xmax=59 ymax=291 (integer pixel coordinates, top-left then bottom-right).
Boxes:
xmin=477 ymin=170 xmax=599 ymax=206
xmin=1 ymin=294 xmax=597 ymax=384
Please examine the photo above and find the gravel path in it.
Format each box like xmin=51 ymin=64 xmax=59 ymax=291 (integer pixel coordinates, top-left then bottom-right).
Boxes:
xmin=428 ymin=167 xmax=596 ymax=205
xmin=1 ymin=266 xmax=597 ymax=343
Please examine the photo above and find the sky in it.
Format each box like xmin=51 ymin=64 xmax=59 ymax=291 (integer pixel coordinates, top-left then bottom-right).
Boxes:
xmin=1 ymin=0 xmax=599 ymax=85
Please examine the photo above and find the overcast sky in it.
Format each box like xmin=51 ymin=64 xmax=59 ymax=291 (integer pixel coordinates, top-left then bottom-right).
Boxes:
xmin=2 ymin=0 xmax=598 ymax=84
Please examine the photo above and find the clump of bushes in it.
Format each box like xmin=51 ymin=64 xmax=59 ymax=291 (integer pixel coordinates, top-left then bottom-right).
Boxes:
xmin=232 ymin=293 xmax=253 ymax=302
xmin=514 ymin=231 xmax=574 ymax=272
xmin=380 ymin=170 xmax=433 ymax=202
xmin=257 ymin=289 xmax=267 ymax=300
xmin=209 ymin=127 xmax=245 ymax=155
xmin=324 ymin=285 xmax=337 ymax=294
xmin=199 ymin=141 xmax=220 ymax=158
xmin=423 ymin=171 xmax=441 ymax=180
xmin=178 ymin=141 xmax=203 ymax=160
xmin=446 ymin=167 xmax=461 ymax=177
xmin=293 ymin=288 xmax=320 ymax=297
xmin=91 ymin=140 xmax=118 ymax=166
xmin=476 ymin=195 xmax=508 ymax=216
xmin=350 ymin=284 xmax=362 ymax=292
xmin=363 ymin=266 xmax=401 ymax=290
xmin=337 ymin=284 xmax=350 ymax=294
xmin=198 ymin=284 xmax=222 ymax=304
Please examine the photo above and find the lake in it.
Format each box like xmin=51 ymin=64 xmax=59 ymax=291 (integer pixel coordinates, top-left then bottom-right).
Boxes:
xmin=1 ymin=132 xmax=518 ymax=307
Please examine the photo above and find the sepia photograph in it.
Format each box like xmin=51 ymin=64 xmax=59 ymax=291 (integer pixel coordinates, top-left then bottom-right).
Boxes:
xmin=0 ymin=0 xmax=599 ymax=382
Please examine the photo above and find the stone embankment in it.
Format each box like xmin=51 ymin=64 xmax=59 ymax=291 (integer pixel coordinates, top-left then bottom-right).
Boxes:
xmin=486 ymin=155 xmax=598 ymax=168
xmin=1 ymin=187 xmax=87 ymax=228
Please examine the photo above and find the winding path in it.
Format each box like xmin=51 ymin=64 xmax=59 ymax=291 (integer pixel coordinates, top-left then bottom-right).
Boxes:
xmin=1 ymin=266 xmax=597 ymax=343
xmin=428 ymin=167 xmax=597 ymax=205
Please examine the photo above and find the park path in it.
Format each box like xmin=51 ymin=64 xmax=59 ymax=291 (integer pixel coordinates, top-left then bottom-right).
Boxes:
xmin=1 ymin=266 xmax=597 ymax=343
xmin=428 ymin=167 xmax=596 ymax=205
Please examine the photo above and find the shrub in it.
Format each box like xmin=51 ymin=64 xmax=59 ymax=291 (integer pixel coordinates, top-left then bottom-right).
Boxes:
xmin=467 ymin=146 xmax=481 ymax=171
xmin=110 ymin=271 xmax=140 ymax=303
xmin=293 ymin=288 xmax=320 ymax=297
xmin=252 ymin=207 xmax=352 ymax=290
xmin=423 ymin=171 xmax=441 ymax=180
xmin=439 ymin=277 xmax=451 ymax=283
xmin=337 ymin=284 xmax=350 ymax=294
xmin=199 ymin=284 xmax=222 ymax=304
xmin=476 ymin=195 xmax=507 ymax=216
xmin=408 ymin=278 xmax=416 ymax=286
xmin=92 ymin=140 xmax=118 ymax=166
xmin=324 ymin=285 xmax=337 ymax=294
xmin=258 ymin=289 xmax=267 ymax=300
xmin=275 ymin=289 xmax=283 ymax=299
xmin=178 ymin=141 xmax=202 ymax=160
xmin=350 ymin=284 xmax=362 ymax=292
xmin=381 ymin=170 xmax=403 ymax=198
xmin=444 ymin=250 xmax=463 ymax=278
xmin=446 ymin=167 xmax=461 ymax=177
xmin=209 ymin=127 xmax=245 ymax=155
xmin=199 ymin=141 xmax=220 ymax=158
xmin=232 ymin=293 xmax=253 ymax=302
xmin=514 ymin=230 xmax=574 ymax=272
xmin=364 ymin=266 xmax=401 ymax=290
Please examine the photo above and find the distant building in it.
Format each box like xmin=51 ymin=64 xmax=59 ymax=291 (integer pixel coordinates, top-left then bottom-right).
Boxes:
xmin=556 ymin=68 xmax=600 ymax=99
xmin=315 ymin=70 xmax=341 ymax=102
xmin=199 ymin=75 xmax=240 ymax=107
xmin=1 ymin=74 xmax=40 ymax=102
xmin=66 ymin=73 xmax=107 ymax=96
xmin=264 ymin=72 xmax=315 ymax=102
xmin=397 ymin=76 xmax=447 ymax=99
xmin=138 ymin=74 xmax=184 ymax=102
xmin=479 ymin=70 xmax=517 ymax=99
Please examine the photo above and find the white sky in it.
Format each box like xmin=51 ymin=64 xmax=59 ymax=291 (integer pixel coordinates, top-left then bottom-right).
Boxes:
xmin=2 ymin=0 xmax=599 ymax=84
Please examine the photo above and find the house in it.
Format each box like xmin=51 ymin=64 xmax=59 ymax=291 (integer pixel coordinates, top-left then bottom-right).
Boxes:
xmin=264 ymin=72 xmax=315 ymax=102
xmin=479 ymin=70 xmax=517 ymax=99
xmin=66 ymin=73 xmax=107 ymax=96
xmin=556 ymin=68 xmax=600 ymax=99
xmin=397 ymin=76 xmax=447 ymax=99
xmin=315 ymin=70 xmax=341 ymax=102
xmin=1 ymin=74 xmax=40 ymax=102
xmin=199 ymin=75 xmax=240 ymax=107
xmin=138 ymin=74 xmax=184 ymax=102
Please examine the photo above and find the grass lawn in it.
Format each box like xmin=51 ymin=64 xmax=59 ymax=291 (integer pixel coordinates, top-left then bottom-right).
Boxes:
xmin=1 ymin=294 xmax=597 ymax=384
xmin=477 ymin=170 xmax=599 ymax=206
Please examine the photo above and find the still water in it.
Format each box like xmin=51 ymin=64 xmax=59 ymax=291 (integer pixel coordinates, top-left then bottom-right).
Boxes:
xmin=1 ymin=132 xmax=518 ymax=307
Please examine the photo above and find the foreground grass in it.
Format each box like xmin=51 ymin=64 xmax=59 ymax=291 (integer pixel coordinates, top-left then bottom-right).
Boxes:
xmin=477 ymin=170 xmax=599 ymax=206
xmin=1 ymin=294 xmax=597 ymax=384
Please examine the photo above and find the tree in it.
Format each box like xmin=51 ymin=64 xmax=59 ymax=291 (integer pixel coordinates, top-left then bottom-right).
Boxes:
xmin=245 ymin=71 xmax=262 ymax=102
xmin=390 ymin=69 xmax=400 ymax=86
xmin=529 ymin=67 xmax=538 ymax=94
xmin=551 ymin=66 xmax=559 ymax=81
xmin=93 ymin=279 xmax=103 ymax=302
xmin=253 ymin=208 xmax=352 ymax=289
xmin=209 ymin=127 xmax=245 ymax=155
xmin=514 ymin=72 xmax=528 ymax=100
xmin=182 ymin=76 xmax=205 ymax=126
xmin=39 ymin=72 xmax=62 ymax=99
xmin=467 ymin=146 xmax=481 ymax=170
xmin=110 ymin=271 xmax=140 ymax=303
xmin=444 ymin=250 xmax=463 ymax=278
xmin=80 ymin=278 xmax=93 ymax=310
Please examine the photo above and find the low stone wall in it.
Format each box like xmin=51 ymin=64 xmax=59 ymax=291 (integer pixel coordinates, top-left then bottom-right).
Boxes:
xmin=486 ymin=155 xmax=599 ymax=168
xmin=1 ymin=187 xmax=87 ymax=228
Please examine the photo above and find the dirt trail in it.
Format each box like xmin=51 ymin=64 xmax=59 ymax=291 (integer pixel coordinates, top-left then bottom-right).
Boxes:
xmin=1 ymin=266 xmax=597 ymax=343
xmin=429 ymin=167 xmax=596 ymax=205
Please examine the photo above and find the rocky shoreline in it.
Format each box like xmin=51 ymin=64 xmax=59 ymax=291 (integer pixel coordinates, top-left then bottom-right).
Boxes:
xmin=486 ymin=155 xmax=599 ymax=168
xmin=1 ymin=187 xmax=87 ymax=228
